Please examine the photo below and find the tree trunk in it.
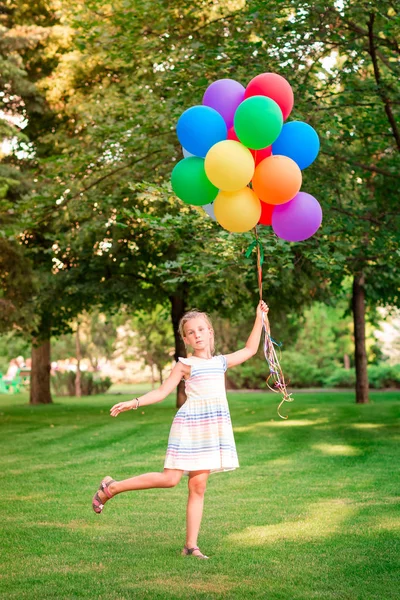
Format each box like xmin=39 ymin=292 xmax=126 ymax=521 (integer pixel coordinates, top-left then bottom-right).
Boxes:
xmin=75 ymin=322 xmax=82 ymax=397
xmin=170 ymin=289 xmax=188 ymax=408
xmin=30 ymin=338 xmax=52 ymax=404
xmin=150 ymin=364 xmax=155 ymax=389
xmin=343 ymin=354 xmax=350 ymax=370
xmin=352 ymin=273 xmax=369 ymax=404
xmin=157 ymin=365 xmax=164 ymax=385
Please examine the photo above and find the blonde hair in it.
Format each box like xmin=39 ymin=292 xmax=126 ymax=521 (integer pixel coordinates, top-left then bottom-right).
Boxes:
xmin=179 ymin=310 xmax=215 ymax=355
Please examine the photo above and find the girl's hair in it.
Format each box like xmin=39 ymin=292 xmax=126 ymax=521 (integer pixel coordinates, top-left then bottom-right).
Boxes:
xmin=179 ymin=310 xmax=215 ymax=354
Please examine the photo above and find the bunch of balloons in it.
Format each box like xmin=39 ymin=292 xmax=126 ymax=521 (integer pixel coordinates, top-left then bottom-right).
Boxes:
xmin=171 ymin=73 xmax=322 ymax=243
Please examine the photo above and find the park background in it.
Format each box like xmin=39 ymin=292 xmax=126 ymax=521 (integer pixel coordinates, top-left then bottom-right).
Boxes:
xmin=0 ymin=1 xmax=399 ymax=599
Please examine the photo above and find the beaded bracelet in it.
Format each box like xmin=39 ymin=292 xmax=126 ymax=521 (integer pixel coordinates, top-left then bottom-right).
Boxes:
xmin=131 ymin=398 xmax=140 ymax=410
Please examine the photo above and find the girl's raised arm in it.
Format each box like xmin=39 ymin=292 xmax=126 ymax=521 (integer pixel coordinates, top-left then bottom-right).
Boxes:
xmin=224 ymin=301 xmax=269 ymax=369
xmin=110 ymin=361 xmax=187 ymax=417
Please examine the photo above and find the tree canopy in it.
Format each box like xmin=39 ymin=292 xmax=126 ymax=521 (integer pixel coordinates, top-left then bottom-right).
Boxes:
xmin=1 ymin=0 xmax=399 ymax=403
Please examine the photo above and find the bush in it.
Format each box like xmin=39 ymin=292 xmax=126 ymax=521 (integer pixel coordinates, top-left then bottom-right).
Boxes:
xmin=227 ymin=353 xmax=400 ymax=390
xmin=278 ymin=350 xmax=326 ymax=388
xmin=367 ymin=364 xmax=400 ymax=389
xmin=323 ymin=368 xmax=356 ymax=388
xmin=226 ymin=357 xmax=266 ymax=389
xmin=226 ymin=351 xmax=326 ymax=389
xmin=51 ymin=370 xmax=112 ymax=396
xmin=323 ymin=364 xmax=400 ymax=389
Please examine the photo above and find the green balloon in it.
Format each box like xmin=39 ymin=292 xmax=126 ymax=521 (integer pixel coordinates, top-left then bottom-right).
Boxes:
xmin=171 ymin=157 xmax=218 ymax=206
xmin=234 ymin=96 xmax=283 ymax=150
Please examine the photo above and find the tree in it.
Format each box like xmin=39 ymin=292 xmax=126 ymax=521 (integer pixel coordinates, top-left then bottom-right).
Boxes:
xmin=235 ymin=0 xmax=400 ymax=402
xmin=129 ymin=306 xmax=175 ymax=385
xmin=5 ymin=0 xmax=397 ymax=407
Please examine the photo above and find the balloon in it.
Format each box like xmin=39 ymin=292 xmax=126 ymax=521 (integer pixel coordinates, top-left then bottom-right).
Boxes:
xmin=171 ymin=157 xmax=218 ymax=206
xmin=259 ymin=201 xmax=274 ymax=226
xmin=254 ymin=146 xmax=272 ymax=166
xmin=272 ymin=192 xmax=323 ymax=242
xmin=227 ymin=127 xmax=240 ymax=142
xmin=245 ymin=73 xmax=294 ymax=120
xmin=214 ymin=188 xmax=261 ymax=233
xmin=202 ymin=202 xmax=216 ymax=220
xmin=176 ymin=106 xmax=227 ymax=158
xmin=203 ymin=79 xmax=245 ymax=129
xmin=182 ymin=147 xmax=195 ymax=158
xmin=272 ymin=121 xmax=320 ymax=169
xmin=227 ymin=127 xmax=271 ymax=165
xmin=204 ymin=140 xmax=254 ymax=192
xmin=234 ymin=96 xmax=283 ymax=149
xmin=252 ymin=155 xmax=302 ymax=205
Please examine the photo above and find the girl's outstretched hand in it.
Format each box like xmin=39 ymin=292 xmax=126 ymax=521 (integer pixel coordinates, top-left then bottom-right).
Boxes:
xmin=110 ymin=400 xmax=133 ymax=417
xmin=257 ymin=300 xmax=269 ymax=320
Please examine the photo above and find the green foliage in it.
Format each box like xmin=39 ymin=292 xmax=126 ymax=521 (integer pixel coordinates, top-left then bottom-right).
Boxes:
xmin=228 ymin=351 xmax=326 ymax=390
xmin=323 ymin=368 xmax=357 ymax=389
xmin=285 ymin=301 xmax=354 ymax=369
xmin=1 ymin=0 xmax=399 ymax=409
xmin=51 ymin=370 xmax=112 ymax=396
xmin=0 ymin=239 xmax=37 ymax=334
xmin=368 ymin=364 xmax=400 ymax=389
xmin=228 ymin=360 xmax=400 ymax=390
xmin=128 ymin=306 xmax=174 ymax=383
xmin=0 ymin=331 xmax=31 ymax=372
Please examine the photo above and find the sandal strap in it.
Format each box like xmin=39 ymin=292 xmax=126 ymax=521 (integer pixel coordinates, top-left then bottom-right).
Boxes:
xmin=101 ymin=477 xmax=116 ymax=499
xmin=92 ymin=492 xmax=104 ymax=512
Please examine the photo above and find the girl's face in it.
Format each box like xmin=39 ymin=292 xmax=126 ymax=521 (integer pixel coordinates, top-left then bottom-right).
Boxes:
xmin=183 ymin=317 xmax=212 ymax=352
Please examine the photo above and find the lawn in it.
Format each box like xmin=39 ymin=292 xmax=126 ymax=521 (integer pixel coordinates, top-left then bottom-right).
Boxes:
xmin=1 ymin=390 xmax=399 ymax=599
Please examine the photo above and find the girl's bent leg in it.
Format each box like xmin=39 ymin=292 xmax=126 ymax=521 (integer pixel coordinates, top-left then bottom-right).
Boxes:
xmin=109 ymin=468 xmax=183 ymax=495
xmin=185 ymin=470 xmax=210 ymax=554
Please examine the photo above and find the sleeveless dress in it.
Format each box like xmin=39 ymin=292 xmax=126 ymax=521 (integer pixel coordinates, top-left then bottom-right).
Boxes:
xmin=164 ymin=355 xmax=239 ymax=475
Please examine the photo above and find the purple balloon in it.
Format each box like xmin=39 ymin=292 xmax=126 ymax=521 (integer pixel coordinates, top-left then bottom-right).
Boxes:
xmin=203 ymin=79 xmax=245 ymax=129
xmin=272 ymin=192 xmax=322 ymax=242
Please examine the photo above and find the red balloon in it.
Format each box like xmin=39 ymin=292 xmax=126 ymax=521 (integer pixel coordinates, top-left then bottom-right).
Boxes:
xmin=254 ymin=146 xmax=272 ymax=166
xmin=228 ymin=127 xmax=255 ymax=160
xmin=227 ymin=127 xmax=240 ymax=142
xmin=258 ymin=201 xmax=274 ymax=226
xmin=228 ymin=127 xmax=271 ymax=165
xmin=244 ymin=73 xmax=294 ymax=121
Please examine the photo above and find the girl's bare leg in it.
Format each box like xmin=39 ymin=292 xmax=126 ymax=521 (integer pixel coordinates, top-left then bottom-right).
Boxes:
xmin=185 ymin=470 xmax=210 ymax=556
xmin=96 ymin=468 xmax=183 ymax=503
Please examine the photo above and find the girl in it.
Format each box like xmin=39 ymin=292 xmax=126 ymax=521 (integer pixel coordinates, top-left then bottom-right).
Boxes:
xmin=92 ymin=300 xmax=269 ymax=559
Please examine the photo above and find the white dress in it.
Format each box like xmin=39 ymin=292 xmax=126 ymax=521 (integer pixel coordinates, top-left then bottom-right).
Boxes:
xmin=164 ymin=355 xmax=239 ymax=475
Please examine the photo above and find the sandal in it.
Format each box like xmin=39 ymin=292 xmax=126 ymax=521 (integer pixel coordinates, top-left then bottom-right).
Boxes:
xmin=182 ymin=545 xmax=209 ymax=559
xmin=92 ymin=476 xmax=116 ymax=514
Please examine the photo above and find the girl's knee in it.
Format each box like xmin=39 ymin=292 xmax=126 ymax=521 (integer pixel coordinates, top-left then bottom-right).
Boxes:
xmin=188 ymin=481 xmax=207 ymax=496
xmin=164 ymin=470 xmax=182 ymax=488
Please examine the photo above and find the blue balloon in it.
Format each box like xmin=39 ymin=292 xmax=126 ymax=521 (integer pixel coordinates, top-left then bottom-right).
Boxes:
xmin=272 ymin=121 xmax=320 ymax=170
xmin=176 ymin=106 xmax=227 ymax=158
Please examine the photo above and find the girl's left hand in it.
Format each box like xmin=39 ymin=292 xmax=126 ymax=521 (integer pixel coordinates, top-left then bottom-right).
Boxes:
xmin=257 ymin=300 xmax=269 ymax=319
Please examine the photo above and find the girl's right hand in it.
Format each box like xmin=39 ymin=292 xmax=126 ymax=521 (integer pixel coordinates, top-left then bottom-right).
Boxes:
xmin=110 ymin=400 xmax=133 ymax=417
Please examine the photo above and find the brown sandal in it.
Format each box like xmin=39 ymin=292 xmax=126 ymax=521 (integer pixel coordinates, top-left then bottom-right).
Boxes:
xmin=92 ymin=476 xmax=116 ymax=514
xmin=182 ymin=545 xmax=209 ymax=559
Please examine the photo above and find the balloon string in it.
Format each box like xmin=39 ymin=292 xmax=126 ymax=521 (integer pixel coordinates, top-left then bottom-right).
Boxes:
xmin=253 ymin=227 xmax=294 ymax=419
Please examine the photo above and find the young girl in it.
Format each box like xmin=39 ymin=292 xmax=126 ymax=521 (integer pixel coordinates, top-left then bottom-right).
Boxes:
xmin=92 ymin=300 xmax=269 ymax=559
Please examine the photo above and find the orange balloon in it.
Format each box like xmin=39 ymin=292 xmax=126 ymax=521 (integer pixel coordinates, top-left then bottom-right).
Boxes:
xmin=252 ymin=155 xmax=302 ymax=205
xmin=214 ymin=187 xmax=261 ymax=233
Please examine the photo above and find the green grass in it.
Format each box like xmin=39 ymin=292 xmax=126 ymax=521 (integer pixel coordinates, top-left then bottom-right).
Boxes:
xmin=1 ymin=390 xmax=399 ymax=599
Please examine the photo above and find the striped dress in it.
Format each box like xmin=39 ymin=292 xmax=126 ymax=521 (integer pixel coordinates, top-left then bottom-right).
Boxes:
xmin=164 ymin=355 xmax=239 ymax=475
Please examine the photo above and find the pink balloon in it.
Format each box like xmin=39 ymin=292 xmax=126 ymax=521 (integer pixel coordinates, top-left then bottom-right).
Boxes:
xmin=272 ymin=192 xmax=322 ymax=242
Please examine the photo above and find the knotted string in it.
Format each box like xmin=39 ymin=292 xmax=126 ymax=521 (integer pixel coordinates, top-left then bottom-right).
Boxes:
xmin=247 ymin=228 xmax=294 ymax=419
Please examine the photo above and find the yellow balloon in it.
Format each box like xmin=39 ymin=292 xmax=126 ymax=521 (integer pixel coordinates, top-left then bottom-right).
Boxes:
xmin=214 ymin=188 xmax=261 ymax=233
xmin=205 ymin=140 xmax=255 ymax=192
